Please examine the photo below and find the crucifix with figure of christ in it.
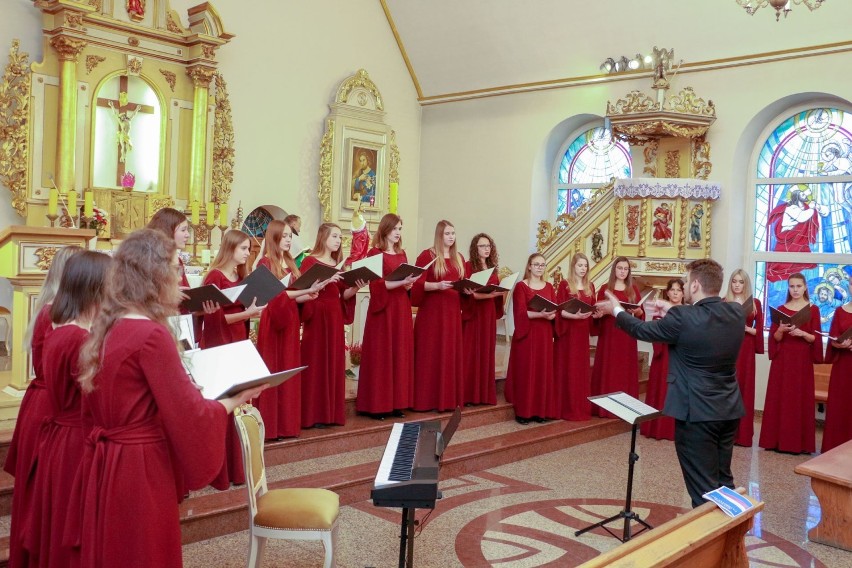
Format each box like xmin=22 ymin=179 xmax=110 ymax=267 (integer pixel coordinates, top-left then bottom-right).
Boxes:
xmin=96 ymin=75 xmax=154 ymax=186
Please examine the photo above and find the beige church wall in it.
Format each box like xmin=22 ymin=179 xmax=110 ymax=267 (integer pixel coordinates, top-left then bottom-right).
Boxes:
xmin=0 ymin=0 xmax=422 ymax=251
xmin=418 ymin=49 xmax=852 ymax=411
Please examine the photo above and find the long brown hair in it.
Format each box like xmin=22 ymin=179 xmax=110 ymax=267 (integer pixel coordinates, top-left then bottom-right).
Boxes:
xmin=147 ymin=207 xmax=187 ymax=239
xmin=311 ymin=223 xmax=344 ymax=265
xmin=566 ymin=253 xmax=591 ymax=295
xmin=50 ymin=251 xmax=112 ymax=325
xmin=260 ymin=220 xmax=300 ymax=280
xmin=522 ymin=253 xmax=547 ymax=282
xmin=78 ymin=229 xmax=179 ymax=393
xmin=786 ymin=272 xmax=811 ymax=303
xmin=24 ymin=245 xmax=83 ymax=348
xmin=665 ymin=278 xmax=685 ymax=305
xmin=607 ymin=256 xmax=637 ymax=302
xmin=372 ymin=214 xmax=403 ymax=253
xmin=725 ymin=268 xmax=756 ymax=315
xmin=468 ymin=233 xmax=498 ymax=272
xmin=209 ymin=230 xmax=251 ymax=280
xmin=431 ymin=220 xmax=464 ymax=278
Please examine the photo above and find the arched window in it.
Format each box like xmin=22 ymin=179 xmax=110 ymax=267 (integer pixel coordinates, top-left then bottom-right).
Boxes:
xmin=751 ymin=107 xmax=852 ymax=333
xmin=555 ymin=126 xmax=631 ymax=215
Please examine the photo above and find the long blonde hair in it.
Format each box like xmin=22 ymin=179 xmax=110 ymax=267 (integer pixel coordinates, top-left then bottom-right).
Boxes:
xmin=209 ymin=230 xmax=251 ymax=280
xmin=310 ymin=223 xmax=344 ymax=265
xmin=725 ymin=268 xmax=756 ymax=315
xmin=259 ymin=220 xmax=300 ymax=280
xmin=24 ymin=245 xmax=83 ymax=349
xmin=566 ymin=253 xmax=591 ymax=295
xmin=431 ymin=220 xmax=464 ymax=279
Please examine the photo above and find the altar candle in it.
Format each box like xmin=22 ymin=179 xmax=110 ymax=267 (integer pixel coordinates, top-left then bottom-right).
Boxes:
xmin=219 ymin=203 xmax=229 ymax=227
xmin=206 ymin=201 xmax=215 ymax=225
xmin=67 ymin=190 xmax=77 ymax=217
xmin=84 ymin=191 xmax=94 ymax=218
xmin=48 ymin=188 xmax=58 ymax=216
xmin=389 ymin=182 xmax=398 ymax=214
xmin=190 ymin=201 xmax=200 ymax=226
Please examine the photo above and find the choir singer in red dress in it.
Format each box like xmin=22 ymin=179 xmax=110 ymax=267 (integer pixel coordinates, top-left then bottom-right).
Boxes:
xmin=725 ymin=269 xmax=763 ymax=447
xmin=300 ymin=223 xmax=365 ymax=428
xmin=822 ymin=275 xmax=852 ymax=452
xmin=506 ymin=253 xmax=556 ymax=424
xmin=554 ymin=253 xmax=595 ymax=421
xmin=76 ymin=229 xmax=264 ymax=568
xmin=591 ymin=256 xmax=644 ymax=419
xmin=255 ymin=220 xmax=326 ymax=439
xmin=357 ymin=214 xmax=419 ymax=419
xmin=411 ymin=220 xmax=469 ymax=412
xmin=28 ymin=251 xmax=111 ymax=567
xmin=5 ymin=245 xmax=80 ymax=568
xmin=461 ymin=233 xmax=504 ymax=406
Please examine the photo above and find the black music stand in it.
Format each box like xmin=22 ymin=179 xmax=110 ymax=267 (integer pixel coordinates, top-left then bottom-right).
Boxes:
xmin=575 ymin=392 xmax=662 ymax=543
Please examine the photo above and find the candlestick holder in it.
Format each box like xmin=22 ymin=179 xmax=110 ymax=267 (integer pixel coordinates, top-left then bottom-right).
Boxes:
xmin=46 ymin=213 xmax=59 ymax=227
xmin=218 ymin=223 xmax=228 ymax=240
xmin=205 ymin=219 xmax=216 ymax=253
xmin=189 ymin=221 xmax=203 ymax=266
xmin=80 ymin=215 xmax=91 ymax=231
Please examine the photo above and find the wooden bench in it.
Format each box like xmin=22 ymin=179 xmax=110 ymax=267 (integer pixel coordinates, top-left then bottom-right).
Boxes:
xmin=814 ymin=363 xmax=831 ymax=407
xmin=794 ymin=438 xmax=852 ymax=551
xmin=578 ymin=488 xmax=763 ymax=568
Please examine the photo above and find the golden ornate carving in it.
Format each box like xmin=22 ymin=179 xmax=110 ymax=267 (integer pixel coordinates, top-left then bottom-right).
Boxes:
xmin=606 ymin=91 xmax=659 ymax=115
xmin=318 ymin=119 xmax=335 ymax=222
xmin=0 ymin=40 xmax=31 ymax=218
xmin=616 ymin=121 xmax=710 ymax=144
xmin=187 ymin=65 xmax=214 ymax=88
xmin=665 ymin=150 xmax=680 ymax=177
xmin=642 ymin=140 xmax=658 ymax=177
xmin=89 ymin=0 xmax=103 ymax=10
xmin=497 ymin=266 xmax=514 ymax=280
xmin=692 ymin=135 xmax=712 ymax=180
xmin=166 ymin=11 xmax=184 ymax=34
xmin=85 ymin=54 xmax=106 ymax=74
xmin=638 ymin=199 xmax=648 ymax=257
xmin=612 ymin=199 xmax=621 ymax=258
xmin=678 ymin=198 xmax=688 ymax=259
xmin=211 ymin=72 xmax=235 ymax=204
xmin=201 ymin=45 xmax=216 ymax=60
xmin=159 ymin=69 xmax=176 ymax=91
xmin=33 ymin=246 xmax=58 ymax=271
xmin=666 ymin=87 xmax=716 ymax=117
xmin=150 ymin=195 xmax=175 ymax=214
xmin=645 ymin=261 xmax=682 ymax=273
xmin=50 ymin=35 xmax=87 ymax=62
xmin=536 ymin=180 xmax=615 ymax=252
xmin=64 ymin=12 xmax=84 ymax=28
xmin=704 ymin=200 xmax=712 ymax=258
xmin=550 ymin=266 xmax=563 ymax=289
xmin=335 ymin=69 xmax=384 ymax=111
xmin=127 ymin=36 xmax=140 ymax=47
xmin=127 ymin=57 xmax=142 ymax=75
xmin=193 ymin=223 xmax=209 ymax=243
xmin=388 ymin=130 xmax=400 ymax=184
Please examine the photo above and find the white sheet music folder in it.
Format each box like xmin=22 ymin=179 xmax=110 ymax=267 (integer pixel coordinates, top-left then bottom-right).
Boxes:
xmin=588 ymin=391 xmax=662 ymax=425
xmin=183 ymin=340 xmax=306 ymax=400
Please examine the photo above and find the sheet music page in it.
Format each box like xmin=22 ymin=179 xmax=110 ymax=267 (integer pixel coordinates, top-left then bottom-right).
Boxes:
xmin=351 ymin=253 xmax=383 ymax=275
xmin=183 ymin=340 xmax=272 ymax=400
xmin=281 ymin=273 xmax=291 ymax=287
xmin=499 ymin=272 xmax=519 ymax=290
xmin=610 ymin=392 xmax=659 ymax=416
xmin=221 ymin=285 xmax=247 ymax=303
xmin=168 ymin=314 xmax=195 ymax=350
xmin=470 ymin=267 xmax=495 ymax=286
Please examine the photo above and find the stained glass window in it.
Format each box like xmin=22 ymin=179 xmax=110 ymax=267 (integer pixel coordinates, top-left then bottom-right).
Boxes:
xmin=752 ymin=107 xmax=852 ymax=333
xmin=556 ymin=127 xmax=631 ymax=215
xmin=242 ymin=207 xmax=273 ymax=237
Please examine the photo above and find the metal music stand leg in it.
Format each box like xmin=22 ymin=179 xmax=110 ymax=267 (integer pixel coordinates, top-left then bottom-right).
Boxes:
xmin=574 ymin=423 xmax=653 ymax=543
xmin=398 ymin=507 xmax=417 ymax=568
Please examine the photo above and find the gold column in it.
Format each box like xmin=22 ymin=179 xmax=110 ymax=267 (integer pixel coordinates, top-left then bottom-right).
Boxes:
xmin=186 ymin=66 xmax=215 ymax=205
xmin=49 ymin=35 xmax=87 ymax=194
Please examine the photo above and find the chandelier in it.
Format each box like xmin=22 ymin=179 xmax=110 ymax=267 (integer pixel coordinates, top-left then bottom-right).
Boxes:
xmin=736 ymin=0 xmax=827 ymax=21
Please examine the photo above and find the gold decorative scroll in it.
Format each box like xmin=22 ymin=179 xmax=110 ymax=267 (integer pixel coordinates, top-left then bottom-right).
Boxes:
xmin=645 ymin=261 xmax=683 ymax=273
xmin=0 ymin=40 xmax=31 ymax=218
xmin=335 ymin=69 xmax=384 ymax=111
xmin=318 ymin=118 xmax=335 ymax=222
xmin=616 ymin=121 xmax=711 ymax=145
xmin=202 ymin=45 xmax=216 ymax=60
xmin=34 ymin=246 xmax=58 ymax=271
xmin=85 ymin=54 xmax=105 ymax=74
xmin=606 ymin=91 xmax=659 ymax=115
xmin=642 ymin=140 xmax=658 ymax=177
xmin=705 ymin=200 xmax=712 ymax=259
xmin=211 ymin=72 xmax=235 ymax=204
xmin=150 ymin=195 xmax=175 ymax=214
xmin=665 ymin=150 xmax=681 ymax=177
xmin=389 ymin=130 xmax=400 ymax=184
xmin=166 ymin=11 xmax=184 ymax=34
xmin=666 ymin=87 xmax=716 ymax=117
xmin=536 ymin=179 xmax=615 ymax=251
xmin=50 ymin=35 xmax=87 ymax=62
xmin=64 ymin=12 xmax=84 ymax=28
xmin=187 ymin=66 xmax=214 ymax=88
xmin=678 ymin=197 xmax=688 ymax=259
xmin=638 ymin=199 xmax=648 ymax=257
xmin=160 ymin=69 xmax=176 ymax=91
xmin=550 ymin=266 xmax=563 ymax=289
xmin=692 ymin=135 xmax=712 ymax=180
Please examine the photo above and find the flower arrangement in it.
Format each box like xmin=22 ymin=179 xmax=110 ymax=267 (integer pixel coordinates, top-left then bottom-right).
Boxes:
xmin=87 ymin=206 xmax=109 ymax=234
xmin=345 ymin=341 xmax=363 ymax=366
xmin=121 ymin=171 xmax=135 ymax=189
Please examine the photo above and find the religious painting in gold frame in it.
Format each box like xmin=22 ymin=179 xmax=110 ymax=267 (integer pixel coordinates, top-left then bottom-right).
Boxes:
xmin=345 ymin=139 xmax=384 ymax=210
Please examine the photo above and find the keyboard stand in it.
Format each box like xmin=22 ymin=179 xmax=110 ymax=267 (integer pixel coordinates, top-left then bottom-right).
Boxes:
xmin=398 ymin=507 xmax=416 ymax=568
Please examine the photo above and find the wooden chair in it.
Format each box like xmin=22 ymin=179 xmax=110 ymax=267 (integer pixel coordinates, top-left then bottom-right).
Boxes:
xmin=234 ymin=404 xmax=340 ymax=568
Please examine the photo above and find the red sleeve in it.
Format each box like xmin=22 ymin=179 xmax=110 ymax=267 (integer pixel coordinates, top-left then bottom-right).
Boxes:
xmin=491 ymin=270 xmax=505 ymax=319
xmin=824 ymin=306 xmax=844 ymax=364
xmin=140 ymin=324 xmax=228 ymax=489
xmin=31 ymin=304 xmax=53 ymax=379
xmin=263 ymin=292 xmax=294 ymax=332
xmin=341 ymin=287 xmax=356 ymax=325
xmin=366 ymin=248 xmax=390 ymax=315
xmin=298 ymin=257 xmax=319 ymax=324
xmin=511 ymin=282 xmax=530 ymax=341
xmin=410 ymin=249 xmax=434 ymax=307
xmin=767 ymin=314 xmax=781 ymax=360
xmin=200 ymin=270 xmax=232 ymax=348
xmin=809 ymin=305 xmax=824 ymax=363
xmin=753 ymin=299 xmax=765 ymax=355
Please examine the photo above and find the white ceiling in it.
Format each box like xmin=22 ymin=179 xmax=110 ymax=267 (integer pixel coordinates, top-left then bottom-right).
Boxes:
xmin=383 ymin=0 xmax=852 ymax=99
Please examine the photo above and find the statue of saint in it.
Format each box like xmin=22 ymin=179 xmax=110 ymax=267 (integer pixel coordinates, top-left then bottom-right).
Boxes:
xmin=127 ymin=0 xmax=146 ymax=21
xmin=108 ymin=101 xmax=140 ymax=163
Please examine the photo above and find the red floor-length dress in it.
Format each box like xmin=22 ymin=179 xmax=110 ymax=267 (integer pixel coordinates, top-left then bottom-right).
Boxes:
xmin=506 ymin=281 xmax=556 ymax=420
xmin=639 ymin=316 xmax=675 ymax=440
xmin=27 ymin=324 xmax=88 ymax=567
xmin=357 ymin=248 xmax=414 ymax=414
xmin=255 ymin=258 xmax=302 ymax=439
xmin=201 ymin=269 xmax=247 ymax=488
xmin=461 ymin=263 xmax=503 ymax=406
xmin=411 ymin=250 xmax=465 ymax=411
xmin=821 ymin=306 xmax=852 ymax=453
xmin=733 ymin=299 xmax=763 ymax=447
xmin=553 ymin=281 xmax=595 ymax=421
xmin=78 ymin=319 xmax=227 ymax=568
xmin=590 ymin=285 xmax=644 ymax=419
xmin=6 ymin=304 xmax=52 ymax=568
xmin=759 ymin=304 xmax=822 ymax=454
xmin=299 ymin=256 xmax=354 ymax=427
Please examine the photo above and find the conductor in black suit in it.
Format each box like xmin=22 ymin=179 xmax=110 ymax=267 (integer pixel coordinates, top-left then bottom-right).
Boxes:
xmin=596 ymin=259 xmax=745 ymax=507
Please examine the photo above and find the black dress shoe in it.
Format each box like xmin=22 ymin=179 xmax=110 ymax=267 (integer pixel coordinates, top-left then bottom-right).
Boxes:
xmin=533 ymin=416 xmax=546 ymax=423
xmin=391 ymin=410 xmax=405 ymax=418
xmin=516 ymin=417 xmax=530 ymax=425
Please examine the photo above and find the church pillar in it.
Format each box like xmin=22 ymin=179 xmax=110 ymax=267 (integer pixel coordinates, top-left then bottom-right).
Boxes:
xmin=186 ymin=66 xmax=215 ymax=205
xmin=49 ymin=35 xmax=87 ymax=195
